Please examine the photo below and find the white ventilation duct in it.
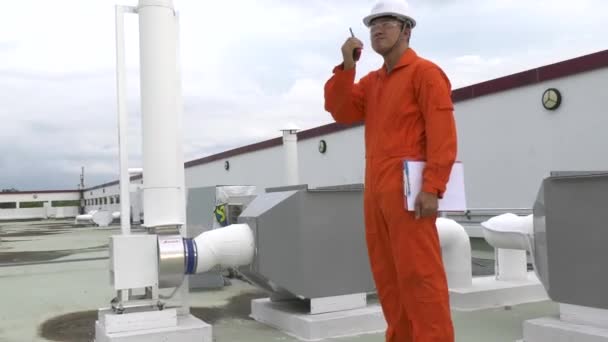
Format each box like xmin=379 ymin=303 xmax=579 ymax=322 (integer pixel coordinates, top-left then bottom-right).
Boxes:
xmin=75 ymin=210 xmax=116 ymax=228
xmin=75 ymin=210 xmax=98 ymax=223
xmin=192 ymin=224 xmax=255 ymax=274
xmin=168 ymin=224 xmax=255 ymax=277
xmin=481 ymin=213 xmax=533 ymax=281
xmin=437 ymin=218 xmax=472 ymax=288
xmin=92 ymin=211 xmax=114 ymax=227
xmin=281 ymin=123 xmax=300 ymax=186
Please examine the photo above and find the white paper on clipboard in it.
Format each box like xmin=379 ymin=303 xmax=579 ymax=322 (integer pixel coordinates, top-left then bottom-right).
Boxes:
xmin=403 ymin=160 xmax=467 ymax=212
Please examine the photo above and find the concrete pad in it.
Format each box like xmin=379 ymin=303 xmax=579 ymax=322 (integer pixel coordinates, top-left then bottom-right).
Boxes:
xmin=450 ymin=272 xmax=548 ymax=311
xmin=95 ymin=314 xmax=211 ymax=342
xmin=98 ymin=308 xmax=178 ymax=334
xmin=523 ymin=317 xmax=608 ymax=342
xmin=250 ymin=298 xmax=386 ymax=341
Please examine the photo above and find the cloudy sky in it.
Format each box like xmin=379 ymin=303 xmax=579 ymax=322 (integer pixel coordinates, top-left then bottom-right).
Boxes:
xmin=1 ymin=0 xmax=606 ymax=190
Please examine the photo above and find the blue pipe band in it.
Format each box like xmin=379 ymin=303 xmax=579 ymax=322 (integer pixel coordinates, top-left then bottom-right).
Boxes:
xmin=184 ymin=238 xmax=197 ymax=274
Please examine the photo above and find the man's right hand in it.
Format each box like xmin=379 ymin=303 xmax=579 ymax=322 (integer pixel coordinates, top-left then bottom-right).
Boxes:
xmin=341 ymin=37 xmax=363 ymax=70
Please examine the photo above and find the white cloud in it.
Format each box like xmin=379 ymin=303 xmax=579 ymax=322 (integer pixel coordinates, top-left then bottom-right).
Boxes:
xmin=1 ymin=0 xmax=607 ymax=189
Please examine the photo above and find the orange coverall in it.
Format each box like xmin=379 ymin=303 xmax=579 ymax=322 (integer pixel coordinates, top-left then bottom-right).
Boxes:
xmin=324 ymin=48 xmax=457 ymax=341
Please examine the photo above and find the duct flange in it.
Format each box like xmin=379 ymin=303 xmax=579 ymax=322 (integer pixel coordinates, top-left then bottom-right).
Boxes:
xmin=157 ymin=234 xmax=185 ymax=288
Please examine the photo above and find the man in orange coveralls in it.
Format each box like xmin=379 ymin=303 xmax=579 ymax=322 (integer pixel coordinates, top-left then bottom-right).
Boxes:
xmin=324 ymin=1 xmax=458 ymax=341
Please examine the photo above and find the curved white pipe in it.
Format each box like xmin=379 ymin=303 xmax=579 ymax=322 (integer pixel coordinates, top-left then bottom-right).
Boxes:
xmin=75 ymin=214 xmax=93 ymax=223
xmin=75 ymin=210 xmax=99 ymax=223
xmin=76 ymin=210 xmax=121 ymax=221
xmin=437 ymin=217 xmax=472 ymax=288
xmin=194 ymin=223 xmax=255 ymax=274
xmin=92 ymin=211 xmax=114 ymax=227
xmin=481 ymin=213 xmax=533 ymax=250
xmin=481 ymin=213 xmax=533 ymax=281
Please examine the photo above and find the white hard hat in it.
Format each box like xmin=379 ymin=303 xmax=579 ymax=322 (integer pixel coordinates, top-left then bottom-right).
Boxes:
xmin=363 ymin=0 xmax=416 ymax=28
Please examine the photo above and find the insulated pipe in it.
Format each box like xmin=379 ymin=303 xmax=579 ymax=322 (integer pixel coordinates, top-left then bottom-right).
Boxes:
xmin=158 ymin=223 xmax=254 ymax=288
xmin=282 ymin=124 xmax=300 ymax=186
xmin=75 ymin=214 xmax=93 ymax=223
xmin=184 ymin=224 xmax=255 ymax=275
xmin=137 ymin=0 xmax=183 ymax=228
xmin=75 ymin=210 xmax=115 ymax=227
xmin=437 ymin=218 xmax=472 ymax=288
xmin=481 ymin=213 xmax=532 ymax=251
xmin=75 ymin=210 xmax=98 ymax=223
xmin=92 ymin=211 xmax=114 ymax=227
xmin=481 ymin=213 xmax=533 ymax=281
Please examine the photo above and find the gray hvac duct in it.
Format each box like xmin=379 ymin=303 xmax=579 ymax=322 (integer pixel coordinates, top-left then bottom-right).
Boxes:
xmin=154 ymin=184 xmax=375 ymax=302
xmin=237 ymin=184 xmax=376 ymax=300
xmin=532 ymin=171 xmax=608 ymax=309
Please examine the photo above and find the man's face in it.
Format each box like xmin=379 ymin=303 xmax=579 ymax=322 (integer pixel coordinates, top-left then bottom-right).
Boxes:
xmin=369 ymin=16 xmax=407 ymax=54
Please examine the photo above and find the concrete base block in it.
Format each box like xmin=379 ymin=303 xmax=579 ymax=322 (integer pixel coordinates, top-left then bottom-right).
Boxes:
xmin=522 ymin=317 xmax=608 ymax=342
xmin=95 ymin=311 xmax=211 ymax=342
xmin=251 ymin=298 xmax=386 ymax=341
xmin=450 ymin=272 xmax=548 ymax=311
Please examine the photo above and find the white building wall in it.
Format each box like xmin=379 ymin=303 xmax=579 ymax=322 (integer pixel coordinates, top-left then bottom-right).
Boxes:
xmin=0 ymin=192 xmax=79 ymax=203
xmin=83 ymin=179 xmax=142 ymax=214
xmin=183 ymin=68 xmax=608 ymax=210
xmin=298 ymin=126 xmax=365 ymax=188
xmin=186 ymin=145 xmax=284 ymax=193
xmin=1 ymin=208 xmax=48 ymax=220
xmin=0 ymin=192 xmax=80 ymax=220
xmin=84 ymin=185 xmax=119 ymax=212
xmin=454 ymin=68 xmax=608 ymax=209
xmin=185 ymin=127 xmax=366 ymax=193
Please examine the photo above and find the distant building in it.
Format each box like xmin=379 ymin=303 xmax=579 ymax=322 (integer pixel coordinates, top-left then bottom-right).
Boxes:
xmin=0 ymin=190 xmax=80 ymax=220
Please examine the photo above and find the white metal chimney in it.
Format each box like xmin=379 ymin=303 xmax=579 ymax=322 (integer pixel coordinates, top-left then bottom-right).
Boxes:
xmin=138 ymin=0 xmax=185 ymax=228
xmin=281 ymin=124 xmax=300 ymax=186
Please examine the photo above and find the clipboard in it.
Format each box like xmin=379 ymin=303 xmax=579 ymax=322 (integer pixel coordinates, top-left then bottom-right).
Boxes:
xmin=403 ymin=160 xmax=467 ymax=212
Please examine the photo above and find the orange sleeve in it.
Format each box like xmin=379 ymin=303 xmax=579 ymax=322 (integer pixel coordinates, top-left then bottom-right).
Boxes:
xmin=417 ymin=66 xmax=458 ymax=198
xmin=324 ymin=64 xmax=367 ymax=124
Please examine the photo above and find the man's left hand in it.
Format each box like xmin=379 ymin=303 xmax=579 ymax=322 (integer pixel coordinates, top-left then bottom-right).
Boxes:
xmin=414 ymin=191 xmax=439 ymax=219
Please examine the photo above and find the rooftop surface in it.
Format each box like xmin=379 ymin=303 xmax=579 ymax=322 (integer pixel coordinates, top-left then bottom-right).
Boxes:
xmin=0 ymin=219 xmax=558 ymax=342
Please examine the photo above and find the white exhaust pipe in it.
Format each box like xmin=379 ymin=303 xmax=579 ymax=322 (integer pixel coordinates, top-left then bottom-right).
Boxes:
xmin=192 ymin=224 xmax=255 ymax=274
xmin=281 ymin=124 xmax=300 ymax=186
xmin=138 ymin=0 xmax=184 ymax=228
xmin=481 ymin=213 xmax=532 ymax=250
xmin=481 ymin=213 xmax=533 ymax=281
xmin=75 ymin=210 xmax=116 ymax=227
xmin=75 ymin=210 xmax=98 ymax=223
xmin=437 ymin=218 xmax=472 ymax=288
xmin=75 ymin=214 xmax=93 ymax=223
